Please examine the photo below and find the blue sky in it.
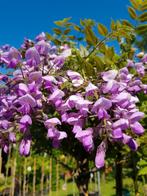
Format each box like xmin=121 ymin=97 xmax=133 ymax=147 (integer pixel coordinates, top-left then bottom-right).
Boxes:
xmin=0 ymin=0 xmax=130 ymax=47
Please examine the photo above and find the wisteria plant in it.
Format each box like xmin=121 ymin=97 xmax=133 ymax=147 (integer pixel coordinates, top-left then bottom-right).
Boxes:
xmin=0 ymin=16 xmax=147 ymax=195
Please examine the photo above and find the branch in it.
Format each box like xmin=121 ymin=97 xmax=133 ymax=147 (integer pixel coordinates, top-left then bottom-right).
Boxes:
xmin=84 ymin=32 xmax=113 ymax=60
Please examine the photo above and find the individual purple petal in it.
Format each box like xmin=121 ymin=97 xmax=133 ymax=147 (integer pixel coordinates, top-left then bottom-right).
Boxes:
xmin=18 ymin=94 xmax=36 ymax=107
xmin=102 ymin=80 xmax=119 ymax=94
xmin=20 ymin=115 xmax=32 ymax=125
xmin=35 ymin=32 xmax=46 ymax=41
xmin=18 ymin=103 xmax=31 ymax=114
xmin=1 ymin=120 xmax=9 ymax=129
xmin=47 ymin=127 xmax=58 ymax=138
xmin=18 ymin=83 xmax=29 ymax=94
xmin=58 ymin=131 xmax=67 ymax=140
xmin=112 ymin=128 xmax=123 ymax=139
xmin=9 ymin=132 xmax=16 ymax=142
xmin=102 ymin=70 xmax=118 ymax=81
xmin=85 ymin=82 xmax=98 ymax=96
xmin=135 ymin=62 xmax=145 ymax=76
xmin=97 ymin=108 xmax=109 ymax=120
xmin=95 ymin=141 xmax=106 ymax=169
xmin=53 ymin=56 xmax=65 ymax=69
xmin=129 ymin=112 xmax=144 ymax=123
xmin=25 ymin=47 xmax=40 ymax=67
xmin=127 ymin=59 xmax=134 ymax=67
xmin=49 ymin=89 xmax=65 ymax=102
xmin=127 ymin=138 xmax=138 ymax=151
xmin=72 ymin=124 xmax=82 ymax=134
xmin=29 ymin=71 xmax=42 ymax=83
xmin=67 ymin=70 xmax=84 ymax=87
xmin=130 ymin=122 xmax=144 ymax=135
xmin=45 ymin=118 xmax=61 ymax=128
xmin=24 ymin=139 xmax=31 ymax=155
xmin=113 ymin=119 xmax=129 ymax=130
xmin=35 ymin=40 xmax=50 ymax=55
xmin=3 ymin=145 xmax=9 ymax=153
xmin=92 ymin=97 xmax=112 ymax=113
xmin=122 ymin=134 xmax=138 ymax=151
xmin=112 ymin=92 xmax=131 ymax=104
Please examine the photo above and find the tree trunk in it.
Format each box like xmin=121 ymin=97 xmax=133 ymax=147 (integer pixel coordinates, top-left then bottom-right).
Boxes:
xmin=115 ymin=151 xmax=123 ymax=196
xmin=75 ymin=158 xmax=90 ymax=196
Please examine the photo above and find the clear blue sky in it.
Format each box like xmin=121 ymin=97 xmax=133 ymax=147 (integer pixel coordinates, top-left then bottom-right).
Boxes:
xmin=0 ymin=0 xmax=130 ymax=47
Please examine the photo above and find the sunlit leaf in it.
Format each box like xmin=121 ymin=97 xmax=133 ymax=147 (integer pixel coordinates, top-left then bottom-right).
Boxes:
xmin=98 ymin=23 xmax=108 ymax=36
xmin=138 ymin=12 xmax=147 ymax=22
xmin=53 ymin=28 xmax=62 ymax=35
xmin=128 ymin=6 xmax=137 ymax=19
xmin=54 ymin=17 xmax=72 ymax=26
xmin=111 ymin=20 xmax=116 ymax=31
xmin=122 ymin=20 xmax=134 ymax=28
xmin=136 ymin=24 xmax=147 ymax=34
xmin=64 ymin=28 xmax=71 ymax=35
xmin=74 ymin=25 xmax=81 ymax=31
xmin=141 ymin=1 xmax=147 ymax=11
xmin=130 ymin=0 xmax=140 ymax=10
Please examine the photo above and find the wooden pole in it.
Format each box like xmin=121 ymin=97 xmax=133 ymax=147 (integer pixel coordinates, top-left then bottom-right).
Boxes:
xmin=46 ymin=175 xmax=49 ymax=193
xmin=56 ymin=160 xmax=59 ymax=196
xmin=49 ymin=157 xmax=52 ymax=195
xmin=33 ymin=158 xmax=36 ymax=196
xmin=11 ymin=157 xmax=16 ymax=196
xmin=5 ymin=146 xmax=11 ymax=186
xmin=40 ymin=159 xmax=45 ymax=196
xmin=23 ymin=158 xmax=27 ymax=196
xmin=19 ymin=168 xmax=22 ymax=196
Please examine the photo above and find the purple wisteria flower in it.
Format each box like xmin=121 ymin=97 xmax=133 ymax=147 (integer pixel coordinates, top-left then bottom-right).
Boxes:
xmin=44 ymin=118 xmax=67 ymax=147
xmin=1 ymin=47 xmax=21 ymax=68
xmin=75 ymin=128 xmax=94 ymax=152
xmin=19 ymin=139 xmax=31 ymax=156
xmin=19 ymin=115 xmax=32 ymax=133
xmin=25 ymin=47 xmax=40 ymax=67
xmin=95 ymin=141 xmax=106 ymax=169
xmin=67 ymin=70 xmax=84 ymax=87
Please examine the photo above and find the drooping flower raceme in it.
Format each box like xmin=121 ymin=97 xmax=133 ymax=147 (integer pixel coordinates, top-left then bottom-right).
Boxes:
xmin=0 ymin=32 xmax=146 ymax=168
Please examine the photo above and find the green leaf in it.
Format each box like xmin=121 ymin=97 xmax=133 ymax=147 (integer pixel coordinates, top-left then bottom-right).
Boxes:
xmin=136 ymin=24 xmax=147 ymax=34
xmin=128 ymin=6 xmax=137 ymax=19
xmin=54 ymin=17 xmax=72 ymax=27
xmin=111 ymin=20 xmax=116 ymax=31
xmin=138 ymin=167 xmax=147 ymax=176
xmin=46 ymin=33 xmax=53 ymax=40
xmin=98 ymin=23 xmax=108 ymax=36
xmin=130 ymin=0 xmax=140 ymax=10
xmin=141 ymin=1 xmax=147 ymax=11
xmin=122 ymin=20 xmax=133 ymax=28
xmin=85 ymin=26 xmax=98 ymax=45
xmin=138 ymin=12 xmax=147 ymax=22
xmin=68 ymin=35 xmax=76 ymax=40
xmin=64 ymin=28 xmax=71 ymax=35
xmin=74 ymin=25 xmax=81 ymax=31
xmin=53 ymin=39 xmax=61 ymax=45
xmin=53 ymin=28 xmax=62 ymax=35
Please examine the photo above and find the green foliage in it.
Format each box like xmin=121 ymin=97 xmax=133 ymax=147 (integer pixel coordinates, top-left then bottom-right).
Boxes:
xmin=128 ymin=6 xmax=137 ymax=19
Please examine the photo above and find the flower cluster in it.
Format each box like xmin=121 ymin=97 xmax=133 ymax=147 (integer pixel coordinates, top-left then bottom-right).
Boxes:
xmin=0 ymin=32 xmax=146 ymax=168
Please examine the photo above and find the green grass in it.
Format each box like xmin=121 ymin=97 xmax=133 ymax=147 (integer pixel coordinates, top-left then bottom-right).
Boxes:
xmin=49 ymin=177 xmax=145 ymax=196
